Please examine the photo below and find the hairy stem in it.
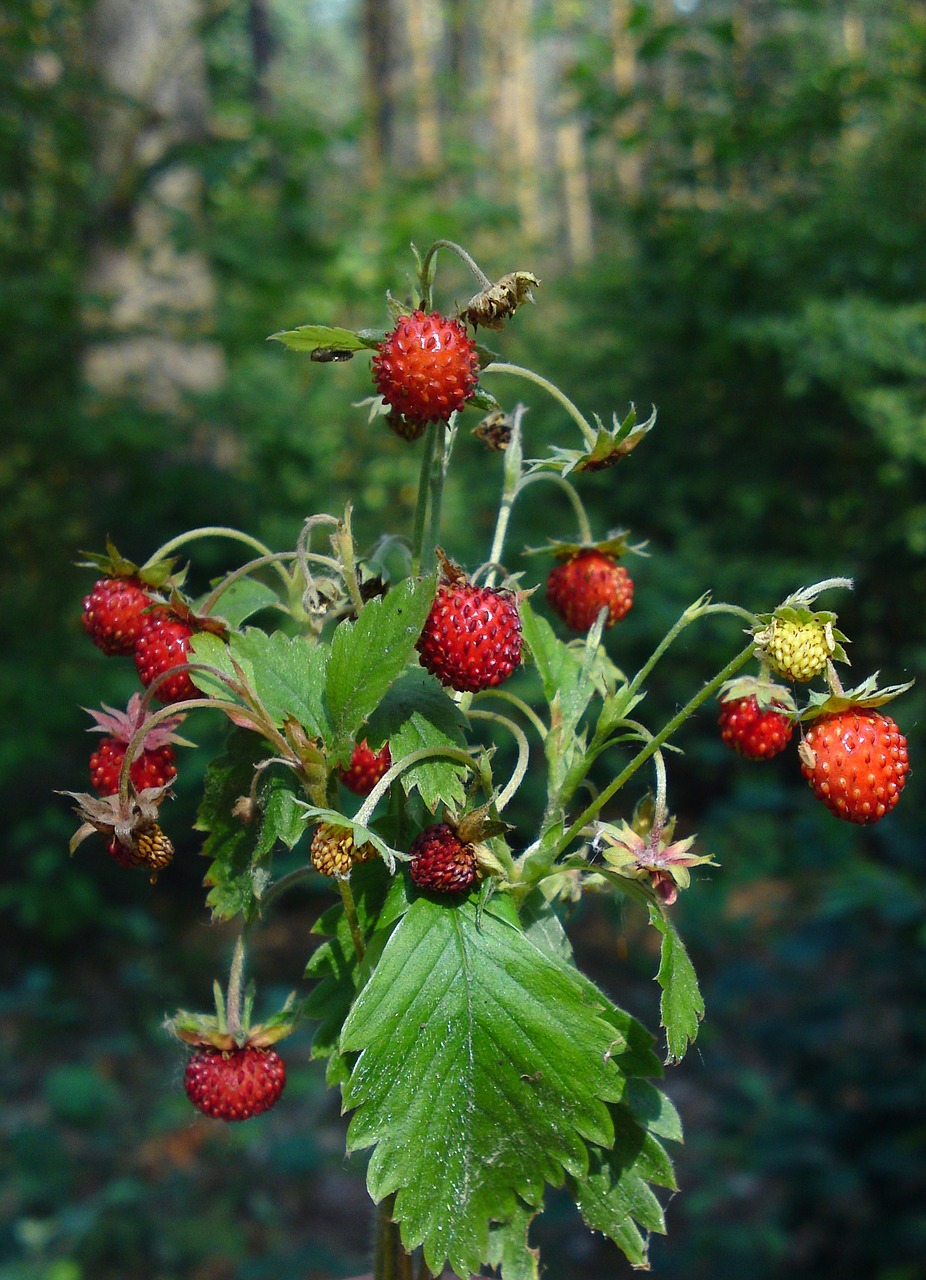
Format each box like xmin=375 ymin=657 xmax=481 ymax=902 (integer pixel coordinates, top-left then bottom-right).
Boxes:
xmin=410 ymin=424 xmax=438 ymax=576
xmin=143 ymin=526 xmax=292 ymax=589
xmin=551 ymin=641 xmax=757 ymax=861
xmin=483 ymin=361 xmax=597 ymax=449
xmin=339 ymin=879 xmax=365 ymax=965
xmin=421 ymin=239 xmax=493 ymax=294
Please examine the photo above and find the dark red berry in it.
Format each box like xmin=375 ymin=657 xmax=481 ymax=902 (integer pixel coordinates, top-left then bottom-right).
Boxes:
xmin=184 ymin=1046 xmax=286 ymax=1121
xmin=82 ymin=577 xmax=153 ymax=655
xmin=90 ymin=737 xmax=177 ymax=796
xmin=134 ymin=612 xmax=197 ymax=705
xmin=339 ymin=740 xmax=392 ymax=796
xmin=717 ymin=695 xmax=794 ymax=761
xmin=416 ymin=582 xmax=522 ymax=693
xmin=409 ymin=823 xmax=478 ymax=895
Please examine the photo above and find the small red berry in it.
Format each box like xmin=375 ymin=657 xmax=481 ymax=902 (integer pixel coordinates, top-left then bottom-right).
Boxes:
xmin=372 ymin=310 xmax=479 ymax=426
xmin=82 ymin=577 xmax=153 ymax=655
xmin=134 ymin=612 xmax=198 ymax=705
xmin=184 ymin=1046 xmax=286 ymax=1122
xmin=799 ymin=709 xmax=910 ymax=824
xmin=417 ymin=581 xmax=522 ymax=693
xmin=90 ymin=738 xmax=177 ymax=796
xmin=339 ymin=740 xmax=392 ymax=796
xmin=409 ymin=823 xmax=478 ymax=895
xmin=718 ymin=695 xmax=794 ymax=761
xmin=546 ymin=551 xmax=634 ymax=632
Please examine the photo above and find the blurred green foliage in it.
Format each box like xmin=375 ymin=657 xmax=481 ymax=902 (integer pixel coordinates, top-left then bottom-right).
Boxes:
xmin=1 ymin=0 xmax=924 ymax=1277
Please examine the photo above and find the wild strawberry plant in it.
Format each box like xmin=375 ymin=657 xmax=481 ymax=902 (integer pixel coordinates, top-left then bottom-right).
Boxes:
xmin=65 ymin=240 xmax=912 ymax=1280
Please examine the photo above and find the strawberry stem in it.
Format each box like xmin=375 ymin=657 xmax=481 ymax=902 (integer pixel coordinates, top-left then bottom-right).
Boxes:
xmin=353 ymin=745 xmax=481 ymax=827
xmin=225 ymin=934 xmax=247 ymax=1038
xmin=410 ymin=423 xmax=438 ymax=576
xmin=483 ymin=361 xmax=598 ymax=449
xmin=338 ymin=880 xmax=365 ymax=965
xmin=518 ymin=470 xmax=594 ymax=545
xmin=549 ymin=640 xmax=757 ymax=865
xmin=468 ymin=708 xmax=528 ymax=820
xmin=471 ymin=688 xmax=549 ymax=740
xmin=143 ymin=527 xmax=292 ymax=590
xmin=420 ymin=239 xmax=493 ymax=295
xmin=484 ymin=404 xmax=526 ymax=586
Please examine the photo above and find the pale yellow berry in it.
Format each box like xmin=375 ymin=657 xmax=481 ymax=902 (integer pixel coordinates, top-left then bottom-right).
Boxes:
xmin=759 ymin=618 xmax=832 ymax=682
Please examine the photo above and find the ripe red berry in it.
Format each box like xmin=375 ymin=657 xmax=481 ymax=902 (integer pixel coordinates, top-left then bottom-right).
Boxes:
xmin=82 ymin=577 xmax=153 ymax=655
xmin=134 ymin=612 xmax=198 ymax=705
xmin=184 ymin=1045 xmax=286 ymax=1122
xmin=546 ymin=551 xmax=634 ymax=632
xmin=799 ymin=709 xmax=910 ymax=824
xmin=717 ymin=695 xmax=794 ymax=761
xmin=90 ymin=738 xmax=177 ymax=796
xmin=416 ymin=581 xmax=522 ymax=693
xmin=339 ymin=739 xmax=392 ymax=796
xmin=409 ymin=823 xmax=478 ymax=895
xmin=372 ymin=310 xmax=479 ymax=426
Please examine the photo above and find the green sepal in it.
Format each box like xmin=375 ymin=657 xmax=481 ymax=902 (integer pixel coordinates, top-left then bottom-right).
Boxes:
xmin=799 ymin=672 xmax=915 ymax=720
xmin=523 ymin=529 xmax=648 ymax=561
xmin=525 ymin=404 xmax=657 ymax=476
xmin=77 ymin=536 xmax=183 ymax=590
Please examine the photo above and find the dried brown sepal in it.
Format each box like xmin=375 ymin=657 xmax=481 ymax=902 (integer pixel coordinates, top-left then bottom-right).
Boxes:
xmin=460 ymin=271 xmax=540 ymax=331
xmin=62 ymin=781 xmax=173 ymax=857
xmin=472 ymin=410 xmax=513 ymax=451
xmin=387 ymin=411 xmax=429 ymax=442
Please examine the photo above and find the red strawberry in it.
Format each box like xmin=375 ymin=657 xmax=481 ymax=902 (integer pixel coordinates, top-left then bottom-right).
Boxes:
xmin=718 ymin=695 xmax=794 ymax=761
xmin=799 ymin=709 xmax=910 ymax=824
xmin=339 ymin=739 xmax=392 ymax=796
xmin=409 ymin=823 xmax=478 ymax=895
xmin=372 ymin=310 xmax=479 ymax=426
xmin=91 ymin=739 xmax=176 ymax=796
xmin=546 ymin=550 xmax=634 ymax=631
xmin=82 ymin=577 xmax=153 ymax=655
xmin=417 ymin=580 xmax=522 ymax=693
xmin=134 ymin=611 xmax=198 ymax=705
xmin=184 ymin=1046 xmax=286 ymax=1122
xmin=86 ymin=693 xmax=185 ymax=795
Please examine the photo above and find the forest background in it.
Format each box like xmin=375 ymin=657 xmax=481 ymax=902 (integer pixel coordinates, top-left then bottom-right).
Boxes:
xmin=2 ymin=1 xmax=925 ymax=1278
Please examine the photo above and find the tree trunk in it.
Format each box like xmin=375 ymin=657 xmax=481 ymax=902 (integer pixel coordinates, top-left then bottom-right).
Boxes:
xmin=484 ymin=0 xmax=545 ymax=244
xmin=610 ymin=0 xmax=643 ymax=199
xmin=404 ymin=0 xmax=441 ymax=171
xmin=361 ymin=0 xmax=395 ymax=184
xmin=83 ymin=0 xmax=225 ymax=417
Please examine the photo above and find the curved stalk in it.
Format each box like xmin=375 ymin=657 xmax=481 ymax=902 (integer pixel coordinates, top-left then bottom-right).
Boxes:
xmin=423 ymin=421 xmax=448 ymax=572
xmin=467 ymin=709 xmax=530 ymax=814
xmin=143 ymin=526 xmax=292 ymax=590
xmin=354 ymin=745 xmax=480 ymax=827
xmin=483 ymin=362 xmax=597 ymax=449
xmin=518 ymin=472 xmax=594 ymax=545
xmin=626 ymin=599 xmax=757 ymax=704
xmin=471 ymin=689 xmax=548 ymax=740
xmin=420 ymin=239 xmax=493 ymax=295
xmin=484 ymin=403 xmax=525 ymax=587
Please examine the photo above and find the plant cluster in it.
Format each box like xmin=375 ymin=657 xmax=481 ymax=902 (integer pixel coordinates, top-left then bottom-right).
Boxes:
xmin=63 ymin=241 xmax=911 ymax=1280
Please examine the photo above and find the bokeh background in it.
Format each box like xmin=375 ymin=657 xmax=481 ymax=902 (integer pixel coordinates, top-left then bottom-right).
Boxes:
xmin=2 ymin=1 xmax=925 ymax=1277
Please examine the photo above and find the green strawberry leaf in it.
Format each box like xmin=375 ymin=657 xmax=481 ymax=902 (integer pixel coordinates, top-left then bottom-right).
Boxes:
xmin=201 ymin=577 xmax=282 ymax=629
xmin=325 ymin=575 xmax=437 ymax=755
xmin=190 ymin=630 xmax=330 ymax=740
xmin=364 ymin=668 xmax=470 ymax=812
xmin=340 ymin=895 xmax=654 ymax=1279
xmin=647 ymin=904 xmax=705 ymax=1063
xmin=268 ymin=323 xmax=376 ymax=353
xmin=485 ymin=1197 xmax=540 ymax=1280
xmin=570 ymin=1112 xmax=672 ymax=1269
xmin=303 ymin=860 xmax=402 ymax=1083
xmin=195 ymin=729 xmax=305 ymax=922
